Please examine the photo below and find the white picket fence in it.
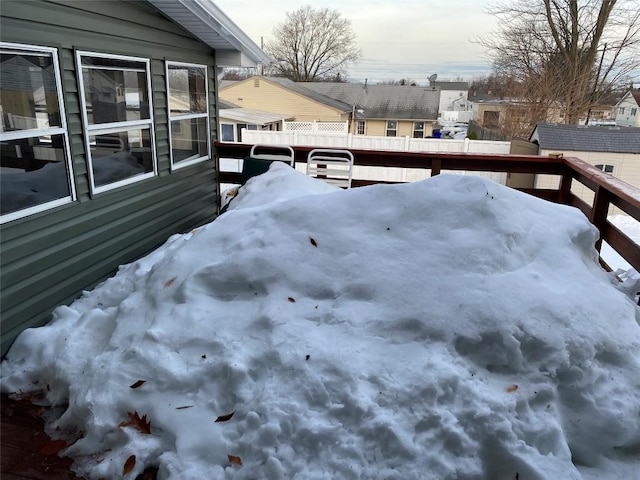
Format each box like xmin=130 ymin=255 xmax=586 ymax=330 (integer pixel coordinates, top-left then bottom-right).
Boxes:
xmin=242 ymin=129 xmax=511 ymax=154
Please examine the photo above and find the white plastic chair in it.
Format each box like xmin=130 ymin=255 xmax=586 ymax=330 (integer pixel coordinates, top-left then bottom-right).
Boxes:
xmin=249 ymin=144 xmax=295 ymax=165
xmin=306 ymin=149 xmax=354 ymax=188
xmin=241 ymin=144 xmax=295 ymax=184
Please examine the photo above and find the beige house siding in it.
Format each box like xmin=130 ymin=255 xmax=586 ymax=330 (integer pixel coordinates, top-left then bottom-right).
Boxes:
xmin=220 ymin=78 xmax=348 ymax=122
xmin=535 ymin=149 xmax=639 ymax=215
xmin=358 ymin=119 xmax=434 ymax=137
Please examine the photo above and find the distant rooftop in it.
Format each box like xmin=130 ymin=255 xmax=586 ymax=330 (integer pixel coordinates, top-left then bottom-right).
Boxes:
xmin=432 ymin=81 xmax=469 ymax=91
xmin=530 ymin=122 xmax=640 ymax=154
xmin=303 ymin=82 xmax=440 ymax=120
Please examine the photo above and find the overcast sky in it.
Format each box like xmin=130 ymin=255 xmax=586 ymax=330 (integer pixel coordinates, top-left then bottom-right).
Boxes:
xmin=214 ymin=0 xmax=499 ymax=83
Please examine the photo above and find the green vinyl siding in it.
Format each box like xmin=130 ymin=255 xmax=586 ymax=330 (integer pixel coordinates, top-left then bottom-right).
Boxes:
xmin=0 ymin=0 xmax=221 ymax=354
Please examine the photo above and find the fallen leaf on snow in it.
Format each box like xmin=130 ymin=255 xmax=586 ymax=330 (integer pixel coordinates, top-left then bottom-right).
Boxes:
xmin=310 ymin=237 xmax=318 ymax=247
xmin=118 ymin=411 xmax=151 ymax=434
xmin=164 ymin=277 xmax=176 ymax=288
xmin=129 ymin=380 xmax=146 ymax=389
xmin=175 ymin=405 xmax=193 ymax=410
xmin=123 ymin=454 xmax=136 ymax=475
xmin=228 ymin=454 xmax=242 ymax=466
xmin=288 ymin=297 xmax=296 ymax=303
xmin=506 ymin=384 xmax=519 ymax=393
xmin=215 ymin=411 xmax=235 ymax=422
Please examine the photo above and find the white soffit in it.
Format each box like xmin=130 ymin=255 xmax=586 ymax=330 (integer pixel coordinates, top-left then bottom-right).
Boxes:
xmin=147 ymin=0 xmax=271 ymax=67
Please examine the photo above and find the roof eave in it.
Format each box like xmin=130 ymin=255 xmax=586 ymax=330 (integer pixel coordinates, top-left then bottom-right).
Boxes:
xmin=147 ymin=0 xmax=271 ymax=67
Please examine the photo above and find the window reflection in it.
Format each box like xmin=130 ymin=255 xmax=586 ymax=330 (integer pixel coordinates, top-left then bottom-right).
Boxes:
xmin=0 ymin=135 xmax=70 ymax=214
xmin=89 ymin=129 xmax=153 ymax=186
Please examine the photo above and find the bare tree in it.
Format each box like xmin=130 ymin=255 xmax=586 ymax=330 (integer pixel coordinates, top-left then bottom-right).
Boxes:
xmin=481 ymin=0 xmax=640 ymax=129
xmin=265 ymin=5 xmax=361 ymax=81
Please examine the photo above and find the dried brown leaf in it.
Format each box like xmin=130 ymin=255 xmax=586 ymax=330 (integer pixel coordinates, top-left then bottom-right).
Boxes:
xmin=123 ymin=454 xmax=136 ymax=475
xmin=288 ymin=297 xmax=296 ymax=303
xmin=310 ymin=237 xmax=318 ymax=247
xmin=215 ymin=411 xmax=235 ymax=422
xmin=118 ymin=411 xmax=151 ymax=434
xmin=506 ymin=384 xmax=519 ymax=393
xmin=129 ymin=380 xmax=146 ymax=389
xmin=228 ymin=454 xmax=242 ymax=466
xmin=164 ymin=277 xmax=176 ymax=288
xmin=38 ymin=439 xmax=67 ymax=456
xmin=175 ymin=405 xmax=193 ymax=410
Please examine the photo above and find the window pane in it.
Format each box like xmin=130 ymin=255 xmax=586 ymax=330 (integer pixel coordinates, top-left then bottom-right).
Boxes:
xmin=221 ymin=124 xmax=234 ymax=142
xmin=0 ymin=134 xmax=70 ymax=214
xmin=168 ymin=65 xmax=207 ymax=115
xmin=81 ymin=58 xmax=150 ymax=124
xmin=90 ymin=129 xmax=152 ymax=186
xmin=0 ymin=51 xmax=61 ymax=132
xmin=171 ymin=117 xmax=208 ymax=163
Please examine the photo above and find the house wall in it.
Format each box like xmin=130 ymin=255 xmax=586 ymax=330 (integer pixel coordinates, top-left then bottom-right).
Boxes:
xmin=361 ymin=120 xmax=434 ymax=138
xmin=615 ymin=93 xmax=640 ymax=127
xmin=0 ymin=0 xmax=221 ymax=354
xmin=535 ymin=149 xmax=639 ymax=215
xmin=220 ymin=78 xmax=348 ymax=122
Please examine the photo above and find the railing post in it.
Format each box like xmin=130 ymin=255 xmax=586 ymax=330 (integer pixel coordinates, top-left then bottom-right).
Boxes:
xmin=590 ymin=185 xmax=611 ymax=253
xmin=431 ymin=158 xmax=441 ymax=176
xmin=559 ymin=172 xmax=572 ymax=204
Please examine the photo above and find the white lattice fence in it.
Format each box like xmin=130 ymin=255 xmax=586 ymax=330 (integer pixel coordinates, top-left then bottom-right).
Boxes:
xmin=283 ymin=121 xmax=348 ymax=133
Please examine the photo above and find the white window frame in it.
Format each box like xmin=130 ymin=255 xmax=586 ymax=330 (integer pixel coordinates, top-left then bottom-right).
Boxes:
xmin=0 ymin=42 xmax=75 ymax=224
xmin=386 ymin=120 xmax=398 ymax=137
xmin=413 ymin=121 xmax=425 ymax=138
xmin=165 ymin=61 xmax=210 ymax=170
xmin=355 ymin=120 xmax=366 ymax=135
xmin=76 ymin=50 xmax=157 ymax=194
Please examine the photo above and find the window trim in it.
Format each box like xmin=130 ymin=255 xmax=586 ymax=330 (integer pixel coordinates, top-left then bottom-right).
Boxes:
xmin=76 ymin=50 xmax=157 ymax=194
xmin=165 ymin=60 xmax=210 ymax=170
xmin=0 ymin=42 xmax=75 ymax=224
xmin=386 ymin=120 xmax=398 ymax=137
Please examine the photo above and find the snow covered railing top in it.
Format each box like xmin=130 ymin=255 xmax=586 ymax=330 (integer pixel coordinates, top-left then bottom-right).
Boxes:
xmin=215 ymin=142 xmax=640 ymax=276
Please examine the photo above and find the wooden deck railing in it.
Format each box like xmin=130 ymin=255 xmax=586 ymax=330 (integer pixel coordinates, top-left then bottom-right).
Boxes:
xmin=214 ymin=142 xmax=640 ymax=275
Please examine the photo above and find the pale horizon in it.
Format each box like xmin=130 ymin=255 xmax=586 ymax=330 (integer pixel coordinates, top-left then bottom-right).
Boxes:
xmin=213 ymin=0 xmax=499 ymax=83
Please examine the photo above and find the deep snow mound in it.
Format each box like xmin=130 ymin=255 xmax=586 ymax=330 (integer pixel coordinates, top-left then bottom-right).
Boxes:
xmin=2 ymin=166 xmax=639 ymax=480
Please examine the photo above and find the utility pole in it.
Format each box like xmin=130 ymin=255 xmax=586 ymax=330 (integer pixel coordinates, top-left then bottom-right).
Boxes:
xmin=260 ymin=36 xmax=264 ymax=76
xmin=585 ymin=43 xmax=607 ymax=125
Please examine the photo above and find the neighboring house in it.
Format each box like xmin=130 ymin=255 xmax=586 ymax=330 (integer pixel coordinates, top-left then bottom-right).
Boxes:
xmin=303 ymin=81 xmax=440 ymax=138
xmin=530 ymin=122 xmax=640 ymax=214
xmin=472 ymin=98 xmax=565 ymax=138
xmin=0 ymin=0 xmax=269 ymax=354
xmin=219 ymin=76 xmax=352 ymax=123
xmin=219 ymin=107 xmax=294 ymax=142
xmin=614 ymin=90 xmax=640 ymax=127
xmin=432 ymin=81 xmax=470 ymax=116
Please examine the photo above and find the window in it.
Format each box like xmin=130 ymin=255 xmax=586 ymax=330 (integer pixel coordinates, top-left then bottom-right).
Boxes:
xmin=632 ymin=108 xmax=637 ymax=116
xmin=236 ymin=123 xmax=258 ymax=142
xmin=594 ymin=164 xmax=614 ymax=174
xmin=355 ymin=120 xmax=366 ymax=135
xmin=619 ymin=107 xmax=625 ymax=115
xmin=221 ymin=123 xmax=234 ymax=142
xmin=413 ymin=121 xmax=425 ymax=138
xmin=77 ymin=51 xmax=156 ymax=192
xmin=386 ymin=120 xmax=397 ymax=137
xmin=1 ymin=42 xmax=75 ymax=223
xmin=166 ymin=62 xmax=209 ymax=168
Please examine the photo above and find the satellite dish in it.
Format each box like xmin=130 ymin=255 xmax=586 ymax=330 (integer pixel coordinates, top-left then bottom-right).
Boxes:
xmin=428 ymin=73 xmax=438 ymax=85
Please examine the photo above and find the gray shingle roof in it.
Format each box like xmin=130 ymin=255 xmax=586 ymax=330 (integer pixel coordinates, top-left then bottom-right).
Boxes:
xmin=264 ymin=77 xmax=352 ymax=112
xmin=432 ymin=81 xmax=469 ymax=91
xmin=530 ymin=122 xmax=640 ymax=154
xmin=302 ymin=82 xmax=440 ymax=120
